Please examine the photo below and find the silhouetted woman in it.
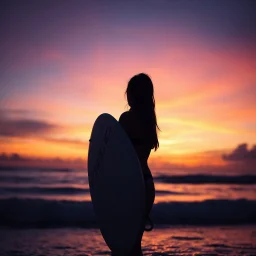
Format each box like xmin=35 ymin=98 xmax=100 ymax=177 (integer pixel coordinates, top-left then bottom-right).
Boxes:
xmin=119 ymin=73 xmax=160 ymax=255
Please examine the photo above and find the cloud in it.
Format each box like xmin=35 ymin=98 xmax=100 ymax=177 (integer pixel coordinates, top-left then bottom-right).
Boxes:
xmin=42 ymin=137 xmax=88 ymax=148
xmin=0 ymin=152 xmax=86 ymax=168
xmin=0 ymin=109 xmax=89 ymax=155
xmin=0 ymin=108 xmax=60 ymax=137
xmin=0 ymin=153 xmax=27 ymax=162
xmin=0 ymin=118 xmax=58 ymax=137
xmin=222 ymin=143 xmax=256 ymax=162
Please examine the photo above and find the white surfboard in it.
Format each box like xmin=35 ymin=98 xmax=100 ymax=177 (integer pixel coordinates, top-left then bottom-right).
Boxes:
xmin=88 ymin=113 xmax=146 ymax=255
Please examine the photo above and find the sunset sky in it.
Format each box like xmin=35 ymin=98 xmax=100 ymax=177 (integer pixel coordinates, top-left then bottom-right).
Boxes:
xmin=0 ymin=0 xmax=255 ymax=171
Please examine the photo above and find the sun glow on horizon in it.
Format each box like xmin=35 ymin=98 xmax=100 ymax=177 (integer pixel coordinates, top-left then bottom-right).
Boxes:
xmin=1 ymin=1 xmax=255 ymax=170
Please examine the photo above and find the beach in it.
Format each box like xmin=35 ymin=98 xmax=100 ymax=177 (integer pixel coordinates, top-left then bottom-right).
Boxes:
xmin=0 ymin=225 xmax=255 ymax=255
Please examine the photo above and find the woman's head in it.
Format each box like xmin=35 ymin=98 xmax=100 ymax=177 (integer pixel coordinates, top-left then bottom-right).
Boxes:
xmin=126 ymin=73 xmax=154 ymax=109
xmin=125 ymin=73 xmax=160 ymax=151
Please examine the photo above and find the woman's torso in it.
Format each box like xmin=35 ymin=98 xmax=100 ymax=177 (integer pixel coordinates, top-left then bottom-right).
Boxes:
xmin=121 ymin=110 xmax=153 ymax=179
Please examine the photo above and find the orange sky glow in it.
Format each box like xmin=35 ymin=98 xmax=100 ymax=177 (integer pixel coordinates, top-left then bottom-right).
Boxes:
xmin=0 ymin=1 xmax=255 ymax=172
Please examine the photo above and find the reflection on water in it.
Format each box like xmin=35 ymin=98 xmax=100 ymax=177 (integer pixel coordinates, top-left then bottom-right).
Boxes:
xmin=0 ymin=225 xmax=255 ymax=255
xmin=154 ymin=183 xmax=256 ymax=203
xmin=1 ymin=167 xmax=256 ymax=203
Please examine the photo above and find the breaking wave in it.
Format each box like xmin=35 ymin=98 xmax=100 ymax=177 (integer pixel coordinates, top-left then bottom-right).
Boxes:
xmin=0 ymin=198 xmax=255 ymax=227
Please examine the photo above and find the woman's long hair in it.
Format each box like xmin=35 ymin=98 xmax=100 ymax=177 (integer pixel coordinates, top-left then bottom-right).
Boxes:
xmin=125 ymin=73 xmax=160 ymax=151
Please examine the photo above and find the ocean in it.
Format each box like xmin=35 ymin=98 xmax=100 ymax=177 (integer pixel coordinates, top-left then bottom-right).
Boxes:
xmin=0 ymin=165 xmax=255 ymax=255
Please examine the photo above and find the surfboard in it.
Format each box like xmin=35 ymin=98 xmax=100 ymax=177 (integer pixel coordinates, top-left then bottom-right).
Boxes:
xmin=87 ymin=113 xmax=146 ymax=255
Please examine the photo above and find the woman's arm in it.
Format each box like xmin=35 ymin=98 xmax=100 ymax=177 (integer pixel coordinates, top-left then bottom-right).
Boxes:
xmin=119 ymin=112 xmax=151 ymax=161
xmin=119 ymin=112 xmax=131 ymax=136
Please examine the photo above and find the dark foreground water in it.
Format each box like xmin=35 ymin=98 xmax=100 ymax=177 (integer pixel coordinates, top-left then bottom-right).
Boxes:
xmin=0 ymin=166 xmax=256 ymax=227
xmin=0 ymin=225 xmax=255 ymax=256
xmin=0 ymin=166 xmax=256 ymax=255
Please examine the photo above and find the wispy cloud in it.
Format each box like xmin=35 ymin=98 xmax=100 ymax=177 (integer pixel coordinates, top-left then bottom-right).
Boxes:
xmin=0 ymin=109 xmax=90 ymax=157
xmin=42 ymin=137 xmax=88 ymax=148
xmin=0 ymin=152 xmax=85 ymax=168
xmin=0 ymin=118 xmax=58 ymax=137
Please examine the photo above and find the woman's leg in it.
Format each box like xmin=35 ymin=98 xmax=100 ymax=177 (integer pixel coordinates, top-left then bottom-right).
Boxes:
xmin=128 ymin=230 xmax=143 ymax=256
xmin=145 ymin=177 xmax=155 ymax=216
xmin=144 ymin=177 xmax=155 ymax=231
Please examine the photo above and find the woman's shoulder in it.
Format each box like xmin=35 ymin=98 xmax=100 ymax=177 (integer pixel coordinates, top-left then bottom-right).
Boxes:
xmin=119 ymin=111 xmax=132 ymax=122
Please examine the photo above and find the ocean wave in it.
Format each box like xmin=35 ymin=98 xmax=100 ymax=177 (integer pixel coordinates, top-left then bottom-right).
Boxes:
xmin=0 ymin=198 xmax=255 ymax=227
xmin=1 ymin=165 xmax=256 ymax=185
xmin=0 ymin=175 xmax=87 ymax=186
xmin=0 ymin=186 xmax=196 ymax=196
xmin=0 ymin=166 xmax=76 ymax=172
xmin=155 ymin=190 xmax=199 ymax=195
xmin=154 ymin=174 xmax=256 ymax=184
xmin=0 ymin=187 xmax=90 ymax=195
xmin=0 ymin=176 xmax=36 ymax=183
